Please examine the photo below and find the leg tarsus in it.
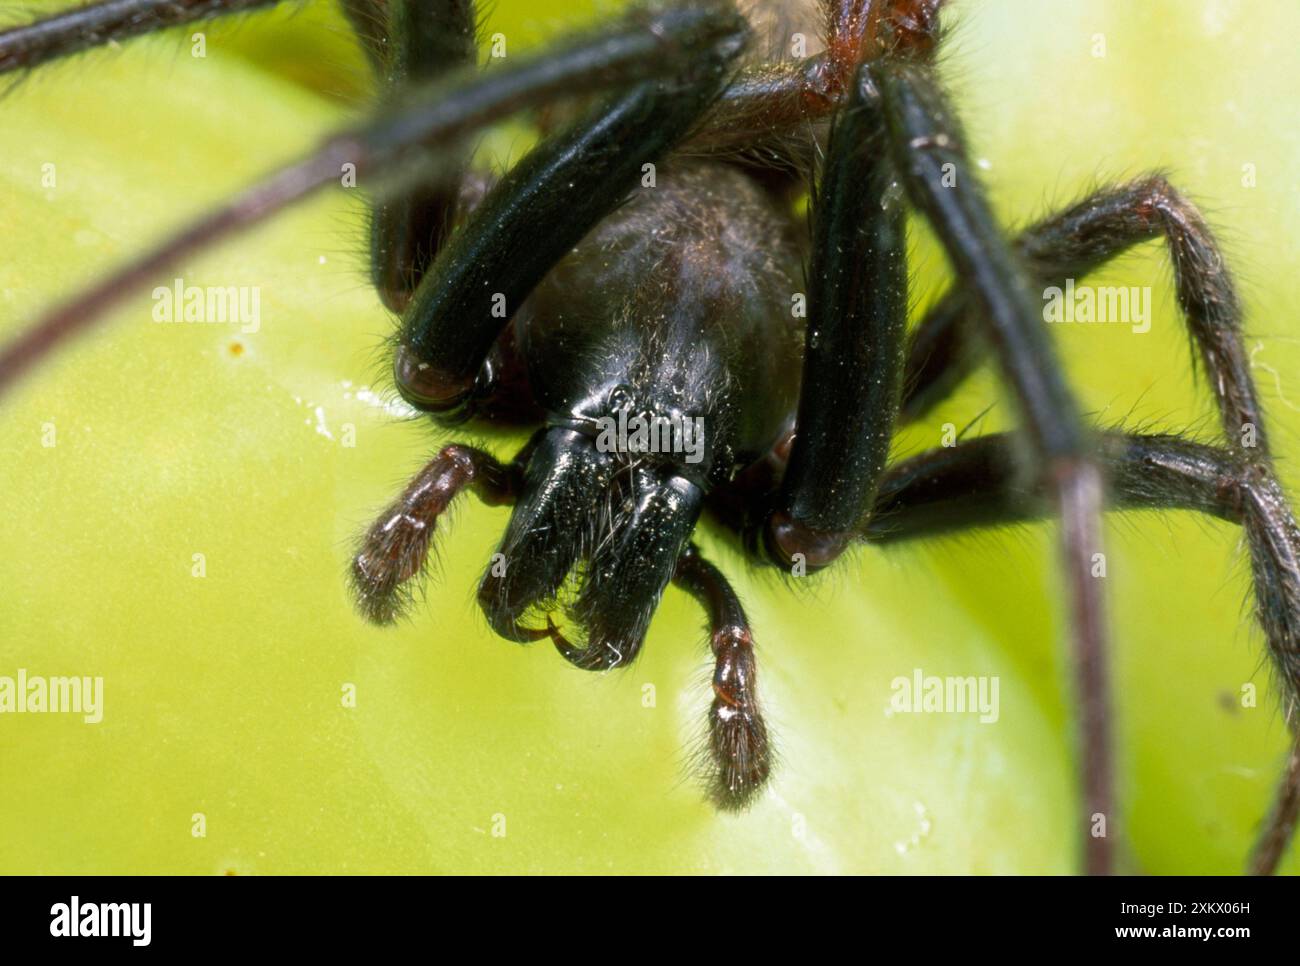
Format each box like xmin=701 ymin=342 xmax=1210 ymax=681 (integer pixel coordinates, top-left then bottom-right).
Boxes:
xmin=1053 ymin=457 xmax=1114 ymax=875
xmin=674 ymin=545 xmax=771 ymax=810
xmin=1250 ymin=724 xmax=1300 ymax=875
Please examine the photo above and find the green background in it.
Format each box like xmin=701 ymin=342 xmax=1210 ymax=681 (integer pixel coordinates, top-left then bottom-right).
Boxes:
xmin=1 ymin=0 xmax=1297 ymax=873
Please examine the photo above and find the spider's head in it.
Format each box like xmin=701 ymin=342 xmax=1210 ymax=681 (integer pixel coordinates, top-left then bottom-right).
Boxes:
xmin=476 ymin=426 xmax=704 ymax=671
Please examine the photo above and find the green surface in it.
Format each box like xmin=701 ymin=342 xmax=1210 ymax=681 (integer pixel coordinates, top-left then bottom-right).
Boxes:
xmin=0 ymin=0 xmax=1297 ymax=874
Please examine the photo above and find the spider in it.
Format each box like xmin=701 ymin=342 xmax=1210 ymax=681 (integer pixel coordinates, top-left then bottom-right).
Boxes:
xmin=1 ymin=0 xmax=1298 ymax=876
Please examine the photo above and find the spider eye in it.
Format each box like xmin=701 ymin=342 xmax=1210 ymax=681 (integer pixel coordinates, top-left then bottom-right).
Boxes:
xmin=393 ymin=343 xmax=476 ymax=412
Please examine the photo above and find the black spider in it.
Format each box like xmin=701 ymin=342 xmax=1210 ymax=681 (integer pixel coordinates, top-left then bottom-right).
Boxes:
xmin=2 ymin=0 xmax=1299 ymax=877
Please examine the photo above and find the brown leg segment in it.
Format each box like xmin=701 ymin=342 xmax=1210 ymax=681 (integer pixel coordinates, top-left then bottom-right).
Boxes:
xmin=351 ymin=444 xmax=523 ymax=625
xmin=674 ymin=545 xmax=771 ymax=810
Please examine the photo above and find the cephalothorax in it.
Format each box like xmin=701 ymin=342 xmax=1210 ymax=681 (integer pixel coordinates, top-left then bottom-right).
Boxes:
xmin=2 ymin=0 xmax=1298 ymax=875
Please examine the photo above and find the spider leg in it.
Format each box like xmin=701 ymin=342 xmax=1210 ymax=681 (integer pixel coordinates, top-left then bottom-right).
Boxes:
xmin=674 ymin=544 xmax=770 ymax=810
xmin=870 ymin=56 xmax=1113 ymax=874
xmin=0 ymin=0 xmax=279 ymax=74
xmin=0 ymin=1 xmax=747 ymax=398
xmin=338 ymin=0 xmax=390 ymax=73
xmin=392 ymin=13 xmax=748 ymax=419
xmin=902 ymin=175 xmax=1267 ymax=435
xmin=867 ymin=429 xmax=1300 ymax=874
xmin=361 ymin=0 xmax=479 ymax=313
xmin=736 ymin=1 xmax=1112 ymax=870
xmin=763 ymin=60 xmax=907 ymax=569
xmin=893 ymin=172 xmax=1300 ymax=873
xmin=350 ymin=441 xmax=530 ymax=625
xmin=1251 ymin=737 xmax=1300 ymax=876
xmin=870 ymin=431 xmax=1257 ymax=543
xmin=1 ymin=0 xmax=472 ymax=315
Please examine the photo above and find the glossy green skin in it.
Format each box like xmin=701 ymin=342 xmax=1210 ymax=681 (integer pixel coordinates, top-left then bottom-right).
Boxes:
xmin=0 ymin=0 xmax=1296 ymax=873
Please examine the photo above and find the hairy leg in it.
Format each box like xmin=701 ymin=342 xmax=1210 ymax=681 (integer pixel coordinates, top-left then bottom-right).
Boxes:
xmin=871 ymin=53 xmax=1112 ymax=874
xmin=893 ymin=173 xmax=1300 ymax=873
xmin=759 ymin=0 xmax=950 ymax=572
xmin=358 ymin=0 xmax=480 ymax=313
xmin=674 ymin=544 xmax=771 ymax=810
xmin=868 ymin=430 xmax=1300 ymax=873
xmin=392 ymin=8 xmax=747 ymax=419
xmin=902 ymin=175 xmax=1266 ymax=437
xmin=351 ymin=442 xmax=527 ymax=625
xmin=762 ymin=60 xmax=908 ymax=570
xmin=0 ymin=0 xmax=278 ymax=74
xmin=0 ymin=1 xmax=747 ymax=398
